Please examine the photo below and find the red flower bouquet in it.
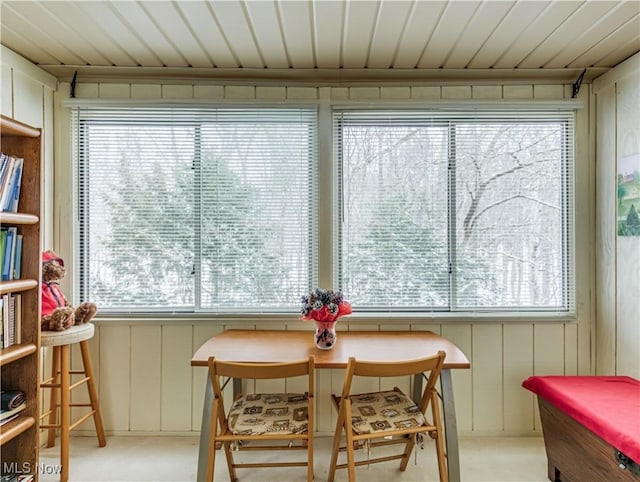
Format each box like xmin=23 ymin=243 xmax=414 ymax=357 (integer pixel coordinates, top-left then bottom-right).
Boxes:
xmin=300 ymin=288 xmax=352 ymax=323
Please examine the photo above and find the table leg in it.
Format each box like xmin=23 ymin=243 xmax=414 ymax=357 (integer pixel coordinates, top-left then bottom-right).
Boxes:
xmin=412 ymin=373 xmax=423 ymax=405
xmin=196 ymin=376 xmax=214 ymax=482
xmin=440 ymin=368 xmax=461 ymax=482
xmin=413 ymin=369 xmax=461 ymax=482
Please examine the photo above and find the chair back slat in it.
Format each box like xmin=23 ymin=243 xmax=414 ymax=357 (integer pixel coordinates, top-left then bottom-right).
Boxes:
xmin=351 ymin=350 xmax=446 ymax=378
xmin=209 ymin=357 xmax=314 ymax=380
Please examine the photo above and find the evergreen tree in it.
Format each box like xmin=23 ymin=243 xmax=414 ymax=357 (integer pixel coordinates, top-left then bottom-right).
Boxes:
xmin=626 ymin=204 xmax=640 ymax=236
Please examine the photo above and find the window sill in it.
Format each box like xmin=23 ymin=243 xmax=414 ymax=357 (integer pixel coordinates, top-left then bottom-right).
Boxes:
xmin=91 ymin=310 xmax=578 ymax=325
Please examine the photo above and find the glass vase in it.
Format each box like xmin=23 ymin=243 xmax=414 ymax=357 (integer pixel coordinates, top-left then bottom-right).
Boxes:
xmin=314 ymin=321 xmax=337 ymax=350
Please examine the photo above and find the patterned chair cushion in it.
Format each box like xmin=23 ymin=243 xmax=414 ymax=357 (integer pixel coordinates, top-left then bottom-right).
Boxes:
xmin=348 ymin=388 xmax=426 ymax=435
xmin=227 ymin=393 xmax=309 ymax=436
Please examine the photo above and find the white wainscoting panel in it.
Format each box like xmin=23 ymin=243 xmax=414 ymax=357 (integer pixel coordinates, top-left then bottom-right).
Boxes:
xmin=471 ymin=324 xmax=503 ymax=432
xmin=503 ymin=324 xmax=534 ymax=433
xmin=98 ymin=325 xmax=131 ymax=432
xmin=130 ymin=326 xmax=162 ymax=431
xmin=161 ymin=325 xmax=193 ymax=432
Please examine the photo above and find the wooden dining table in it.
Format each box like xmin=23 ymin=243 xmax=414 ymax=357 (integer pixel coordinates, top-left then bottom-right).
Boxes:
xmin=191 ymin=329 xmax=471 ymax=482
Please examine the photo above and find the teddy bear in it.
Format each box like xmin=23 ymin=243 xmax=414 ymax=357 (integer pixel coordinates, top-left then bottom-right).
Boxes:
xmin=41 ymin=250 xmax=97 ymax=331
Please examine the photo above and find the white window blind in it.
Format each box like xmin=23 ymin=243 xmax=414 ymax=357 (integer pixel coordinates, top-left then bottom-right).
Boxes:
xmin=334 ymin=109 xmax=575 ymax=313
xmin=73 ymin=107 xmax=318 ymax=314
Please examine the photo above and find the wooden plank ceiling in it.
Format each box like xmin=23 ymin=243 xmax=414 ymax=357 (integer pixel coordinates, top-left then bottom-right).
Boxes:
xmin=1 ymin=0 xmax=639 ymax=82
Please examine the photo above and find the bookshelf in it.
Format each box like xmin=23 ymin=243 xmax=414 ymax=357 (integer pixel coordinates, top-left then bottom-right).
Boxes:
xmin=0 ymin=115 xmax=41 ymax=477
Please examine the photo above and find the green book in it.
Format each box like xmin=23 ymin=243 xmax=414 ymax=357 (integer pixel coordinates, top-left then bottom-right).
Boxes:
xmin=0 ymin=229 xmax=6 ymax=277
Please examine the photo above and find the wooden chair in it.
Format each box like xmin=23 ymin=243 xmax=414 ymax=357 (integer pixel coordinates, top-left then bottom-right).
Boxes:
xmin=328 ymin=351 xmax=447 ymax=482
xmin=206 ymin=356 xmax=315 ymax=482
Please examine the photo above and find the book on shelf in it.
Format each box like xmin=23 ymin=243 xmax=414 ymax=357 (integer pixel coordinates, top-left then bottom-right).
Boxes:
xmin=2 ymin=227 xmax=17 ymax=280
xmin=0 ymin=227 xmax=21 ymax=281
xmin=14 ymin=295 xmax=21 ymax=345
xmin=7 ymin=294 xmax=14 ymax=348
xmin=2 ymin=294 xmax=7 ymax=348
xmin=0 ymin=229 xmax=5 ymax=275
xmin=12 ymin=234 xmax=22 ymax=279
xmin=0 ymin=413 xmax=21 ymax=426
xmin=0 ymin=402 xmax=26 ymax=425
xmin=0 ymin=153 xmax=11 ymax=195
xmin=1 ymin=293 xmax=21 ymax=349
xmin=0 ymin=154 xmax=24 ymax=213
xmin=8 ymin=157 xmax=23 ymax=212
xmin=0 ymin=389 xmax=26 ymax=426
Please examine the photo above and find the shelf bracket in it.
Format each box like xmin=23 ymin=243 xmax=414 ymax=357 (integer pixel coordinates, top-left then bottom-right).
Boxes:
xmin=70 ymin=71 xmax=78 ymax=98
xmin=572 ymin=69 xmax=586 ymax=99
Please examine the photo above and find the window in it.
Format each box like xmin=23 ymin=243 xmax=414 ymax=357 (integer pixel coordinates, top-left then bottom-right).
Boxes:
xmin=334 ymin=110 xmax=574 ymax=313
xmin=73 ymin=104 xmax=576 ymax=317
xmin=74 ymin=107 xmax=317 ymax=313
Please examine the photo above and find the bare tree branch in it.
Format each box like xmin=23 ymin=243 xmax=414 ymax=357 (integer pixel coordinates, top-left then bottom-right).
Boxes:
xmin=466 ymin=194 xmax=561 ymax=237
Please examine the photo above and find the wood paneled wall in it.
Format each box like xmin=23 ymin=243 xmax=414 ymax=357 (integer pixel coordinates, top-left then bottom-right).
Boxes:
xmin=594 ymin=53 xmax=640 ymax=379
xmin=54 ymin=79 xmax=594 ymax=436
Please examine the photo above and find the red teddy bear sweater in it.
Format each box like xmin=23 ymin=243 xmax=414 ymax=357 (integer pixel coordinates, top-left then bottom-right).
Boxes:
xmin=41 ymin=282 xmax=67 ymax=317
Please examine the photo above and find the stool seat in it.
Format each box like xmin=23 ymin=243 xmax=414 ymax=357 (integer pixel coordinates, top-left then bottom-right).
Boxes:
xmin=41 ymin=323 xmax=95 ymax=347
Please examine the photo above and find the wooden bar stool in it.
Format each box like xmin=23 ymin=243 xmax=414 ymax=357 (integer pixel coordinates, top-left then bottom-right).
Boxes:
xmin=40 ymin=323 xmax=106 ymax=482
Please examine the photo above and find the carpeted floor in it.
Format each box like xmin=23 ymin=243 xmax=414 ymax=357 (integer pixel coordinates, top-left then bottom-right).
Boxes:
xmin=38 ymin=435 xmax=549 ymax=481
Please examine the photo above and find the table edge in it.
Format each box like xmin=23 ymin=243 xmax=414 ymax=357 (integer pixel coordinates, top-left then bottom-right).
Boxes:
xmin=191 ymin=329 xmax=470 ymax=369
